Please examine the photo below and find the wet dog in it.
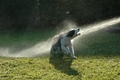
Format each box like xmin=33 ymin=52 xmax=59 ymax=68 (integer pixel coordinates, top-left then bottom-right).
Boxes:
xmin=51 ymin=28 xmax=81 ymax=59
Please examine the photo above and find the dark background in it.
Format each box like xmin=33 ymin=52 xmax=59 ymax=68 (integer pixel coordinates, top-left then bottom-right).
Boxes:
xmin=0 ymin=0 xmax=120 ymax=30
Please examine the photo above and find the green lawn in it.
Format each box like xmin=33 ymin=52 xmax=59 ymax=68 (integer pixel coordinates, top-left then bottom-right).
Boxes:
xmin=0 ymin=29 xmax=120 ymax=80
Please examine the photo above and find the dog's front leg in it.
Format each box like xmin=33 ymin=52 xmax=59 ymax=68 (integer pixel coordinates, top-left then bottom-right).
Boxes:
xmin=68 ymin=45 xmax=77 ymax=59
xmin=61 ymin=45 xmax=70 ymax=54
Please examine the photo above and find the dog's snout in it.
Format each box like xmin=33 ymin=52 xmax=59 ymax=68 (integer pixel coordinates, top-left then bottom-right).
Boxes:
xmin=78 ymin=28 xmax=80 ymax=31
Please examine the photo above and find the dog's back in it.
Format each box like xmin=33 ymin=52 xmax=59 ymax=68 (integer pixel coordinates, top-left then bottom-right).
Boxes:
xmin=51 ymin=33 xmax=63 ymax=51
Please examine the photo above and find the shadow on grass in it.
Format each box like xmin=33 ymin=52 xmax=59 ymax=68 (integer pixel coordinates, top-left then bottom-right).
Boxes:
xmin=49 ymin=56 xmax=81 ymax=76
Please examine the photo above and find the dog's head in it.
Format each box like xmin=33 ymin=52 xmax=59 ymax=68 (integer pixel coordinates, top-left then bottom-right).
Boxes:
xmin=66 ymin=28 xmax=81 ymax=38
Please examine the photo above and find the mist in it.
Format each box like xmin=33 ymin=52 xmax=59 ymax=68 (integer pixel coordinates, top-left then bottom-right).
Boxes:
xmin=0 ymin=39 xmax=52 ymax=57
xmin=0 ymin=17 xmax=120 ymax=57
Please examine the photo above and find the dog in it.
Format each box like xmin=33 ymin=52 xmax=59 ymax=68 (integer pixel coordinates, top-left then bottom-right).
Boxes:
xmin=50 ymin=28 xmax=81 ymax=59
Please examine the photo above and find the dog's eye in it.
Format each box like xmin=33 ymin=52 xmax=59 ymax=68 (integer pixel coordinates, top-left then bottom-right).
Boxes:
xmin=77 ymin=28 xmax=80 ymax=31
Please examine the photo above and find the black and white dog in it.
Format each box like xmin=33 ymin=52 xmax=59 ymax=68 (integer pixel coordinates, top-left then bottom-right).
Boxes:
xmin=51 ymin=28 xmax=81 ymax=59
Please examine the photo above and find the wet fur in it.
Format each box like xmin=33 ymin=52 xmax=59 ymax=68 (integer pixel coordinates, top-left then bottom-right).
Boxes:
xmin=51 ymin=28 xmax=80 ymax=59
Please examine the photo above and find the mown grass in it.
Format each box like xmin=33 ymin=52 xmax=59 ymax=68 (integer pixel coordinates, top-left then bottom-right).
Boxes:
xmin=0 ymin=29 xmax=120 ymax=80
xmin=0 ymin=56 xmax=120 ymax=80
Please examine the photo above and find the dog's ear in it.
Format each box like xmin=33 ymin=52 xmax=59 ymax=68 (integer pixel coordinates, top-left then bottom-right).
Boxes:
xmin=66 ymin=30 xmax=75 ymax=37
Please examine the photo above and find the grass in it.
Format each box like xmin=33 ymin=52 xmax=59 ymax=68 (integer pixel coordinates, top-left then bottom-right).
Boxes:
xmin=0 ymin=29 xmax=120 ymax=80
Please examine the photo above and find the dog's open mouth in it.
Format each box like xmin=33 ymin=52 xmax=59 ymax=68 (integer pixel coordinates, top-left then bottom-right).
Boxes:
xmin=77 ymin=32 xmax=81 ymax=35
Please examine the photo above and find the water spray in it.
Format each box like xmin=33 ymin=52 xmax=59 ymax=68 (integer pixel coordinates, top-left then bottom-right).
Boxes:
xmin=80 ymin=17 xmax=120 ymax=36
xmin=0 ymin=17 xmax=120 ymax=57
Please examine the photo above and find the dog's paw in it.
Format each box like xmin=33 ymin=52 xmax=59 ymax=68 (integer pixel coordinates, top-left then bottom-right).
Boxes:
xmin=72 ymin=56 xmax=77 ymax=59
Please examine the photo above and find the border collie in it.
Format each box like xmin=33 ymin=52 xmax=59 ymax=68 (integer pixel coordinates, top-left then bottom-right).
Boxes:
xmin=51 ymin=28 xmax=81 ymax=59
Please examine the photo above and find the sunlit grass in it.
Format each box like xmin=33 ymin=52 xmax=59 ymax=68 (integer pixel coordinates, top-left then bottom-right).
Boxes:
xmin=0 ymin=56 xmax=120 ymax=80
